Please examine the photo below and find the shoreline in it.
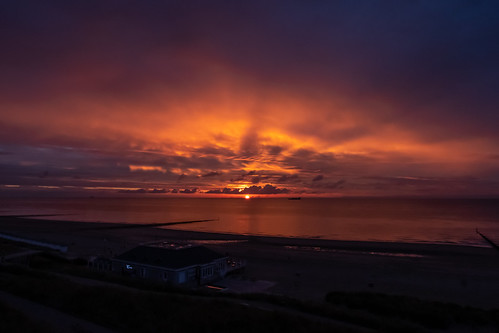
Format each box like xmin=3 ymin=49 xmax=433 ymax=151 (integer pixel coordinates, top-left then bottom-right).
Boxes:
xmin=1 ymin=215 xmax=496 ymax=260
xmin=2 ymin=216 xmax=499 ymax=308
xmin=2 ymin=196 xmax=497 ymax=248
xmin=0 ymin=215 xmax=490 ymax=253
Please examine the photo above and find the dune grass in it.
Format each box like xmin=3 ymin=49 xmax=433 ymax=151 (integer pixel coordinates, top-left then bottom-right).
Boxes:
xmin=4 ymin=253 xmax=499 ymax=332
xmin=326 ymin=291 xmax=499 ymax=330
xmin=0 ymin=300 xmax=52 ymax=333
xmin=0 ymin=264 xmax=350 ymax=333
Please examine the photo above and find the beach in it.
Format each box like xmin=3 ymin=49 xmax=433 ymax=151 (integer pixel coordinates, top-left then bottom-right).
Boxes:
xmin=1 ymin=216 xmax=499 ymax=309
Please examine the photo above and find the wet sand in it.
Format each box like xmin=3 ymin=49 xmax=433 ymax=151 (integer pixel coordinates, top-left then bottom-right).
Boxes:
xmin=1 ymin=216 xmax=499 ymax=309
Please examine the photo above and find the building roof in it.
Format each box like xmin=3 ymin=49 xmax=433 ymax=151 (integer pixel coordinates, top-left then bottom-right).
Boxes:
xmin=113 ymin=245 xmax=226 ymax=270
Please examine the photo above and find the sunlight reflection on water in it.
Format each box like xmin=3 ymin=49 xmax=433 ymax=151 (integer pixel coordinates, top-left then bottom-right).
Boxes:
xmin=283 ymin=245 xmax=427 ymax=258
xmin=2 ymin=197 xmax=499 ymax=247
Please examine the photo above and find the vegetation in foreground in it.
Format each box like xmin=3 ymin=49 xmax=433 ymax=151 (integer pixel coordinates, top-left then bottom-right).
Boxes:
xmin=0 ymin=300 xmax=52 ymax=333
xmin=326 ymin=291 xmax=499 ymax=331
xmin=1 ymin=253 xmax=498 ymax=332
xmin=0 ymin=264 xmax=349 ymax=333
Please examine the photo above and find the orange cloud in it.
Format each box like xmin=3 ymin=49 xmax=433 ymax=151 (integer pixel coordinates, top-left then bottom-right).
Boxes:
xmin=2 ymin=1 xmax=499 ymax=197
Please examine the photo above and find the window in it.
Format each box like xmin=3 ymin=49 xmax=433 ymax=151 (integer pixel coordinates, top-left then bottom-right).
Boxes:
xmin=187 ymin=269 xmax=196 ymax=281
xmin=202 ymin=266 xmax=213 ymax=277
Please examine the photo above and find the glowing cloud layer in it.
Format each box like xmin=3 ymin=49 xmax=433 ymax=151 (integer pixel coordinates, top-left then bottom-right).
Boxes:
xmin=1 ymin=1 xmax=499 ymax=197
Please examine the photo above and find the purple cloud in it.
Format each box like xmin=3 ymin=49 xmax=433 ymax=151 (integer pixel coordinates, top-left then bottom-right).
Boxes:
xmin=312 ymin=175 xmax=324 ymax=181
xmin=241 ymin=184 xmax=289 ymax=195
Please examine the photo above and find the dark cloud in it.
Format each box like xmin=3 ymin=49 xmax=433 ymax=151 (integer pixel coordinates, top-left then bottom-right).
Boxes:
xmin=241 ymin=184 xmax=289 ymax=195
xmin=231 ymin=175 xmax=245 ymax=182
xmin=230 ymin=171 xmax=273 ymax=184
xmin=167 ymin=155 xmax=233 ymax=171
xmin=250 ymin=176 xmax=261 ymax=184
xmin=289 ymin=122 xmax=371 ymax=146
xmin=308 ymin=179 xmax=345 ymax=191
xmin=265 ymin=145 xmax=284 ymax=155
xmin=312 ymin=175 xmax=323 ymax=182
xmin=282 ymin=149 xmax=337 ymax=172
xmin=206 ymin=184 xmax=289 ymax=195
xmin=231 ymin=170 xmax=257 ymax=182
xmin=206 ymin=188 xmax=240 ymax=194
xmin=326 ymin=179 xmax=346 ymax=190
xmin=148 ymin=188 xmax=169 ymax=193
xmin=277 ymin=174 xmax=300 ymax=183
xmin=195 ymin=146 xmax=236 ymax=157
xmin=0 ymin=143 xmax=233 ymax=191
xmin=202 ymin=171 xmax=222 ymax=177
xmin=179 ymin=188 xmax=197 ymax=194
xmin=118 ymin=189 xmax=147 ymax=194
xmin=239 ymin=127 xmax=260 ymax=158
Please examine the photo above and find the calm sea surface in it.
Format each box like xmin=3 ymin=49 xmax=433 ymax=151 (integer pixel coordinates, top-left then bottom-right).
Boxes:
xmin=1 ymin=197 xmax=499 ymax=247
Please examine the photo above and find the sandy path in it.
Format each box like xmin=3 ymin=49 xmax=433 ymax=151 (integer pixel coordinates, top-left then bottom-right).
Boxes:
xmin=216 ymin=239 xmax=499 ymax=306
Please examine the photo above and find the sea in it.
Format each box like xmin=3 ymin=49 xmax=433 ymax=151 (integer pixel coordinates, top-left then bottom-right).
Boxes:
xmin=1 ymin=197 xmax=499 ymax=247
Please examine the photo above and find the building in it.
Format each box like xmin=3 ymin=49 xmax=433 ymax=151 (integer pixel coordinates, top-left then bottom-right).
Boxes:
xmin=111 ymin=244 xmax=228 ymax=286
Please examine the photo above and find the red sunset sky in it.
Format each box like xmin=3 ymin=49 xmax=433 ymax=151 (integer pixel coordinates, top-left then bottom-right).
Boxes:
xmin=1 ymin=1 xmax=499 ymax=197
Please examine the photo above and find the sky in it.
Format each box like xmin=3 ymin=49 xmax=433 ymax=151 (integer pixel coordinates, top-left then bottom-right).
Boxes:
xmin=1 ymin=0 xmax=499 ymax=197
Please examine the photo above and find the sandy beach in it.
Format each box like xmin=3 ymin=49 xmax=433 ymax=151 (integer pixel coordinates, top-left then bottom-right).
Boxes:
xmin=1 ymin=216 xmax=499 ymax=309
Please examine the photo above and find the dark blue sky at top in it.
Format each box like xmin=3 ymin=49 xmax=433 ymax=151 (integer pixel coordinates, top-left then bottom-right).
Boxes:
xmin=2 ymin=0 xmax=499 ymax=136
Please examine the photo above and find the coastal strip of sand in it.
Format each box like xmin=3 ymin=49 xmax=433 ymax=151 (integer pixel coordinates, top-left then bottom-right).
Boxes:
xmin=1 ymin=216 xmax=499 ymax=309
